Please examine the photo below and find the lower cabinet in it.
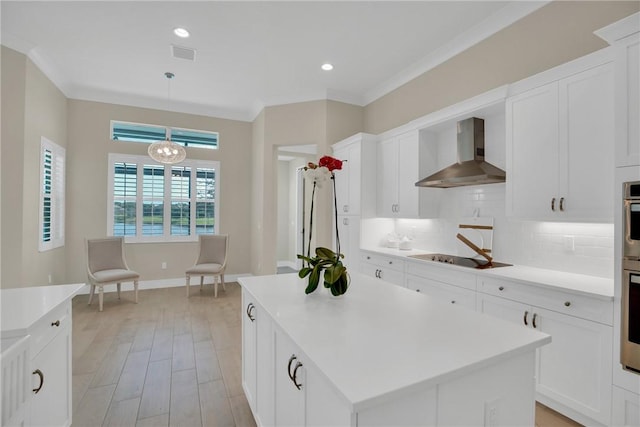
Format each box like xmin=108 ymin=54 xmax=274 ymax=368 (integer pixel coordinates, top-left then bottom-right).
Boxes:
xmin=612 ymin=386 xmax=640 ymax=427
xmin=360 ymin=252 xmax=405 ymax=286
xmin=274 ymin=328 xmax=351 ymax=427
xmin=405 ymin=274 xmax=476 ymax=311
xmin=1 ymin=336 xmax=31 ymax=427
xmin=477 ymin=281 xmax=613 ymax=426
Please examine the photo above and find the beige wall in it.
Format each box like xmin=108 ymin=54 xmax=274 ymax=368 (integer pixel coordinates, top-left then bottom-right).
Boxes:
xmin=1 ymin=46 xmax=27 ymax=288
xmin=364 ymin=1 xmax=640 ymax=134
xmin=65 ymin=100 xmax=253 ymax=283
xmin=1 ymin=46 xmax=68 ymax=288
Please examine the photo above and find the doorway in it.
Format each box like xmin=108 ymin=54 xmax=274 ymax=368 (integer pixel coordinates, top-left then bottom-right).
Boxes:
xmin=276 ymin=144 xmax=316 ymax=273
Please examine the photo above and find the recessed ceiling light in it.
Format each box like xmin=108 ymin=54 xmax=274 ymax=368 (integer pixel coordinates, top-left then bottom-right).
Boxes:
xmin=321 ymin=63 xmax=334 ymax=71
xmin=173 ymin=27 xmax=190 ymax=38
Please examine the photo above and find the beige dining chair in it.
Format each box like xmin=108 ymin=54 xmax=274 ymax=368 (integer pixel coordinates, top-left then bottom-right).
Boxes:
xmin=186 ymin=234 xmax=229 ymax=298
xmin=86 ymin=237 xmax=140 ymax=312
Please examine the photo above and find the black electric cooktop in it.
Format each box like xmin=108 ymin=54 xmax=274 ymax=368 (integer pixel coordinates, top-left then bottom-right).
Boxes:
xmin=408 ymin=253 xmax=512 ymax=269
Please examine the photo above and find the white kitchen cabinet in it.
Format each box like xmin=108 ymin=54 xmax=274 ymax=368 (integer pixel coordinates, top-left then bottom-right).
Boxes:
xmin=332 ymin=133 xmax=377 ymax=218
xmin=241 ymin=291 xmax=275 ymax=427
xmin=360 ymin=252 xmax=405 ymax=286
xmin=1 ymin=336 xmax=31 ymax=427
xmin=273 ymin=327 xmax=351 ymax=427
xmin=506 ymin=60 xmax=614 ymax=222
xmin=612 ymin=386 xmax=640 ymax=427
xmin=376 ymin=130 xmax=439 ymax=218
xmin=336 ymin=215 xmax=360 ymax=271
xmin=596 ymin=13 xmax=640 ymax=167
xmin=404 ymin=261 xmax=477 ymax=311
xmin=478 ymin=278 xmax=613 ymax=426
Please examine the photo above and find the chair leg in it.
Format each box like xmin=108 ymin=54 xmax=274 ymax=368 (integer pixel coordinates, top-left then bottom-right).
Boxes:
xmin=221 ymin=274 xmax=226 ymax=291
xmin=99 ymin=286 xmax=104 ymax=312
xmin=186 ymin=275 xmax=190 ymax=297
xmin=134 ymin=280 xmax=138 ymax=303
xmin=214 ymin=275 xmax=218 ymax=298
xmin=117 ymin=283 xmax=121 ymax=300
xmin=200 ymin=276 xmax=204 ymax=291
xmin=88 ymin=284 xmax=95 ymax=305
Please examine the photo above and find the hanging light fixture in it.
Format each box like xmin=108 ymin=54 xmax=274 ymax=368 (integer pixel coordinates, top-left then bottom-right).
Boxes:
xmin=148 ymin=72 xmax=187 ymax=164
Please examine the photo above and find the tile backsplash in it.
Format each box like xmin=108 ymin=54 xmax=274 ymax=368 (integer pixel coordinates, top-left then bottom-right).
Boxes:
xmin=361 ymin=184 xmax=614 ymax=278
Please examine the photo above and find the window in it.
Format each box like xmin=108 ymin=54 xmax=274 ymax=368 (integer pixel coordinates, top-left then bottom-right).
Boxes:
xmin=111 ymin=121 xmax=219 ymax=150
xmin=108 ymin=154 xmax=220 ymax=242
xmin=39 ymin=137 xmax=65 ymax=251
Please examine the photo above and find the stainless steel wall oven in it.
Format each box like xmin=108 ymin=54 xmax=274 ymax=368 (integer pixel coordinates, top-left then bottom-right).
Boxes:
xmin=622 ymin=181 xmax=640 ymax=373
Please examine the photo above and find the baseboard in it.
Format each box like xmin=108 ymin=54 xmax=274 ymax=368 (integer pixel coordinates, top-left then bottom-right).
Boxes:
xmin=277 ymin=260 xmax=297 ymax=269
xmin=75 ymin=273 xmax=252 ymax=295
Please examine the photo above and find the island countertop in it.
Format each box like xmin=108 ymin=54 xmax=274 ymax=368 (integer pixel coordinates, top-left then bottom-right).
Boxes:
xmin=1 ymin=283 xmax=86 ymax=338
xmin=239 ymin=273 xmax=550 ymax=410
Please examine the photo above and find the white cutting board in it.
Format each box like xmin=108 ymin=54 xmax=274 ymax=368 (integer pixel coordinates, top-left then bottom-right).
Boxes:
xmin=456 ymin=217 xmax=494 ymax=258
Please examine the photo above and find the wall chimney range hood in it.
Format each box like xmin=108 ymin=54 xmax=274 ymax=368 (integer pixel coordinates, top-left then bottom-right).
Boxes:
xmin=415 ymin=117 xmax=506 ymax=188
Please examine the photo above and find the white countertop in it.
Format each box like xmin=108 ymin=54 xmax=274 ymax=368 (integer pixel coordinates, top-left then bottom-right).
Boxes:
xmin=362 ymin=247 xmax=614 ymax=300
xmin=240 ymin=273 xmax=550 ymax=411
xmin=1 ymin=283 xmax=86 ymax=338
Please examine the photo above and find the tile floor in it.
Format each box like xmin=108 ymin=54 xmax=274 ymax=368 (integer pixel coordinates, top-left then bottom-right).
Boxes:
xmin=71 ymin=282 xmax=581 ymax=427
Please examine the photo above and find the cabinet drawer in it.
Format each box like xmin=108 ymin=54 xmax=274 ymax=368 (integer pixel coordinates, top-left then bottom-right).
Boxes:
xmin=406 ymin=261 xmax=477 ymax=291
xmin=479 ymin=277 xmax=612 ymax=325
xmin=360 ymin=252 xmax=404 ymax=272
xmin=361 ymin=262 xmax=404 ymax=287
xmin=30 ymin=302 xmax=70 ymax=357
xmin=406 ymin=274 xmax=476 ymax=311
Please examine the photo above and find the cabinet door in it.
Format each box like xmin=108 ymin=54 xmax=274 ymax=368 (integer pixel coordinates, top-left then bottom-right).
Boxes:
xmin=345 ymin=144 xmax=361 ymax=216
xmin=377 ymin=137 xmax=399 ymax=217
xmin=560 ymin=63 xmax=614 ymax=221
xmin=336 ymin=215 xmax=359 ymax=271
xmin=241 ymin=291 xmax=258 ymax=413
xmin=274 ymin=328 xmax=306 ymax=427
xmin=615 ymin=33 xmax=640 ymax=167
xmin=506 ymin=82 xmax=560 ymax=219
xmin=534 ymin=307 xmax=612 ymax=426
xmin=406 ymin=275 xmax=476 ymax=311
xmin=29 ymin=325 xmax=71 ymax=427
xmin=256 ymin=304 xmax=275 ymax=426
xmin=397 ymin=131 xmax=420 ymax=218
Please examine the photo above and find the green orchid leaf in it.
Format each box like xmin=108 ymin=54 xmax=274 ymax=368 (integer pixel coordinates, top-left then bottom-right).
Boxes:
xmin=305 ymin=265 xmax=321 ymax=294
xmin=324 ymin=264 xmax=345 ymax=285
xmin=298 ymin=267 xmax=311 ymax=279
xmin=315 ymin=247 xmax=336 ymax=260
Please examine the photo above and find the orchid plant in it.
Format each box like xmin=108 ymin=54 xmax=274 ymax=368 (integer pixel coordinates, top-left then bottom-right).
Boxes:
xmin=297 ymin=155 xmax=350 ymax=296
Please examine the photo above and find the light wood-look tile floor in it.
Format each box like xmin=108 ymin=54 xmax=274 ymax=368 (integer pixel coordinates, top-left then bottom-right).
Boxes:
xmin=71 ymin=282 xmax=581 ymax=427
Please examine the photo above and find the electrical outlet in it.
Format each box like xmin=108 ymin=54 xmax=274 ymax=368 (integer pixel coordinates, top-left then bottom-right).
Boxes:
xmin=563 ymin=235 xmax=575 ymax=252
xmin=484 ymin=399 xmax=499 ymax=427
xmin=161 ymin=262 xmax=167 ymax=269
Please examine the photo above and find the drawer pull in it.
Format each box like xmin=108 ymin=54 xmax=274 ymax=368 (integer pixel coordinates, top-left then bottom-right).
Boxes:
xmin=498 ymin=286 xmax=504 ymax=291
xmin=51 ymin=320 xmax=60 ymax=327
xmin=559 ymin=197 xmax=565 ymax=212
xmin=551 ymin=197 xmax=556 ymax=212
xmin=564 ymin=301 xmax=571 ymax=307
xmin=33 ymin=369 xmax=44 ymax=394
xmin=416 ymin=289 xmax=421 ymax=293
xmin=523 ymin=311 xmax=529 ymax=326
xmin=451 ymin=300 xmax=456 ymax=304
xmin=532 ymin=313 xmax=538 ymax=329
xmin=287 ymin=355 xmax=297 ymax=381
xmin=388 ymin=261 xmax=393 ymax=265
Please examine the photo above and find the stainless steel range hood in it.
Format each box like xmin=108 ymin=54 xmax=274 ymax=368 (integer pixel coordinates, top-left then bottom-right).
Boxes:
xmin=415 ymin=117 xmax=506 ymax=188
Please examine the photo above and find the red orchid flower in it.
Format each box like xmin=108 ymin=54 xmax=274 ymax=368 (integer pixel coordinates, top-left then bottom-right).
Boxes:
xmin=318 ymin=155 xmax=343 ymax=172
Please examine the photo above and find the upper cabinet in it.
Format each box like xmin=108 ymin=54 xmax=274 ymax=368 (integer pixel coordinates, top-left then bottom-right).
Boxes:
xmin=376 ymin=129 xmax=439 ymax=218
xmin=506 ymin=54 xmax=614 ymax=222
xmin=332 ymin=133 xmax=377 ymax=218
xmin=596 ymin=12 xmax=640 ymax=167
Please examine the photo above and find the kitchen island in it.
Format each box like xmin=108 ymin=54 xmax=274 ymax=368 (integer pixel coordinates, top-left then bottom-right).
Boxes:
xmin=240 ymin=273 xmax=550 ymax=427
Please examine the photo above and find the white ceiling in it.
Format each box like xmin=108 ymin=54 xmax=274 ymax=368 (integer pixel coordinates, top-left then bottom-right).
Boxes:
xmin=1 ymin=1 xmax=548 ymax=122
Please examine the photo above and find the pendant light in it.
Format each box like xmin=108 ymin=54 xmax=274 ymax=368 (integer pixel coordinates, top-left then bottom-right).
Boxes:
xmin=148 ymin=72 xmax=187 ymax=164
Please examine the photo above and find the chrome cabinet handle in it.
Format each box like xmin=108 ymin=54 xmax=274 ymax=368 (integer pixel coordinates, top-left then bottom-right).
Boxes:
xmin=532 ymin=313 xmax=538 ymax=329
xmin=523 ymin=310 xmax=529 ymax=326
xmin=343 ymin=218 xmax=348 ymax=226
xmin=564 ymin=301 xmax=571 ymax=307
xmin=343 ymin=205 xmax=348 ymax=212
xmin=559 ymin=197 xmax=565 ymax=212
xmin=551 ymin=197 xmax=556 ymax=212
xmin=292 ymin=362 xmax=303 ymax=390
xmin=51 ymin=320 xmax=60 ymax=327
xmin=33 ymin=369 xmax=44 ymax=394
xmin=246 ymin=303 xmax=256 ymax=322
